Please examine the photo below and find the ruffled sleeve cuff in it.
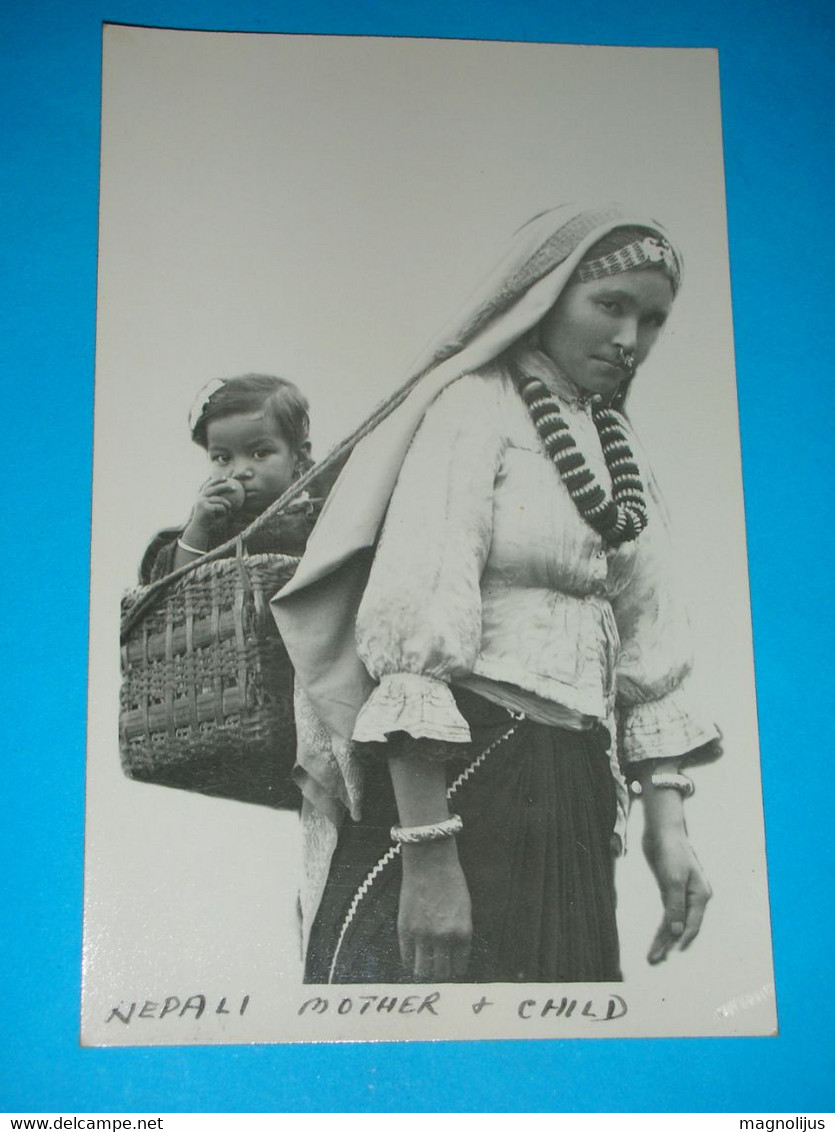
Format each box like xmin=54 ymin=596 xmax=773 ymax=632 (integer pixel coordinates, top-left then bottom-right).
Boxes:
xmin=352 ymin=673 xmax=472 ymax=744
xmin=619 ymin=681 xmax=721 ymax=766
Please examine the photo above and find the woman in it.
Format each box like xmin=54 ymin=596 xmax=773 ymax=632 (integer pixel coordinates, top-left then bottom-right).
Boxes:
xmin=273 ymin=203 xmax=720 ymax=984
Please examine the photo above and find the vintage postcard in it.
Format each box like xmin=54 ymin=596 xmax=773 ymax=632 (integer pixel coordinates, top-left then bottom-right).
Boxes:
xmin=82 ymin=25 xmax=775 ymax=1045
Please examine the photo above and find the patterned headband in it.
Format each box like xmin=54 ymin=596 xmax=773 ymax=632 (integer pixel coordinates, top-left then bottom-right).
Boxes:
xmin=576 ymin=235 xmax=681 ymax=293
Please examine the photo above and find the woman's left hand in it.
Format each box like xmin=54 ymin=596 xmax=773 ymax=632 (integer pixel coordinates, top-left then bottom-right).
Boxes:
xmin=643 ymin=822 xmax=712 ymax=964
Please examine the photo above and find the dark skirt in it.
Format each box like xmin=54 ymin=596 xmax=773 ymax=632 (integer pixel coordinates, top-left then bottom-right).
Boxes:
xmin=305 ymin=690 xmax=621 ymax=984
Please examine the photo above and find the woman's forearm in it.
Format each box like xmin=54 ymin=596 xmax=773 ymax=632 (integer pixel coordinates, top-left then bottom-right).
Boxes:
xmin=632 ymin=757 xmax=687 ymax=838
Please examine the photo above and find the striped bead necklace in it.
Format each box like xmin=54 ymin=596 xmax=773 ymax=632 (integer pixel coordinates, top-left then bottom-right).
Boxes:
xmin=515 ymin=371 xmax=648 ymax=547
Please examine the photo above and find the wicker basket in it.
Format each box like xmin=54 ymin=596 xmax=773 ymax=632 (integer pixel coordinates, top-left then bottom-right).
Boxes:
xmin=119 ymin=544 xmax=302 ymax=809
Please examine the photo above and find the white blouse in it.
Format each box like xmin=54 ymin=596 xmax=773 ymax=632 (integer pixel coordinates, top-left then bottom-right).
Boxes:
xmin=351 ymin=349 xmax=719 ymax=792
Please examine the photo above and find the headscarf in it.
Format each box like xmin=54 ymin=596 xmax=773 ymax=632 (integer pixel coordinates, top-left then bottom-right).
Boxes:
xmin=272 ymin=202 xmax=681 ymax=817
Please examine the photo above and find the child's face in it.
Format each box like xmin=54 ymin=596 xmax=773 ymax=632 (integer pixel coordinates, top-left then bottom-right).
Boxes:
xmin=206 ymin=411 xmax=298 ymax=514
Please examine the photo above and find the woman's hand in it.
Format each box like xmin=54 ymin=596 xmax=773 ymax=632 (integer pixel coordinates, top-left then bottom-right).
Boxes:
xmin=399 ymin=839 xmax=472 ymax=981
xmin=172 ymin=478 xmax=247 ymax=568
xmin=642 ymin=802 xmax=712 ymax=965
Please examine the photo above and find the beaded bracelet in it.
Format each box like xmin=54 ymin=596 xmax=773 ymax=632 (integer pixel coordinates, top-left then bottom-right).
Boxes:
xmin=391 ymin=813 xmax=463 ymax=844
xmin=629 ymin=773 xmax=695 ymax=798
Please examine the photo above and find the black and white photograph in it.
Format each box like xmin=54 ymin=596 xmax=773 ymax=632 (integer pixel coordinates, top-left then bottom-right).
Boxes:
xmin=82 ymin=26 xmax=775 ymax=1045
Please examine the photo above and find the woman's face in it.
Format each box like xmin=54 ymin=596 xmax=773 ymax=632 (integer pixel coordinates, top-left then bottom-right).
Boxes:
xmin=538 ymin=266 xmax=674 ymax=397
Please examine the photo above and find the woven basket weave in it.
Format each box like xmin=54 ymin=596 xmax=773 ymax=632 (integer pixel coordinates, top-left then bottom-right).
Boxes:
xmin=119 ymin=544 xmax=302 ymax=808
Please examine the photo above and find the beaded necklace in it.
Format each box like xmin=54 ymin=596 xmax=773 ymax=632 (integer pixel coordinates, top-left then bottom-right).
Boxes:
xmin=514 ymin=370 xmax=648 ymax=547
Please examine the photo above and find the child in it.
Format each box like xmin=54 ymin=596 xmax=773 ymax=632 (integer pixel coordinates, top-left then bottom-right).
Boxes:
xmin=140 ymin=373 xmax=315 ymax=583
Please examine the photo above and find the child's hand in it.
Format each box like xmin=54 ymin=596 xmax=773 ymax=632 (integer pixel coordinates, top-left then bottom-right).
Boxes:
xmin=182 ymin=478 xmax=246 ymax=548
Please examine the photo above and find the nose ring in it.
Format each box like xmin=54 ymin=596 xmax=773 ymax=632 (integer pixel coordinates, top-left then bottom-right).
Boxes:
xmin=615 ymin=345 xmax=636 ymax=376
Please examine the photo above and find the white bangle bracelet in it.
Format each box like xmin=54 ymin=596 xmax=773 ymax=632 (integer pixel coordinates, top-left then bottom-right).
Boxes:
xmin=630 ymin=772 xmax=694 ymax=798
xmin=177 ymin=537 xmax=208 ymax=556
xmin=652 ymin=772 xmax=695 ymax=797
xmin=391 ymin=813 xmax=463 ymax=844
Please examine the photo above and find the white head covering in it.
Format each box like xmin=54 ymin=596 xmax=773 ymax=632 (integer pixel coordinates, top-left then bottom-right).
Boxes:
xmin=272 ymin=203 xmax=681 ymax=812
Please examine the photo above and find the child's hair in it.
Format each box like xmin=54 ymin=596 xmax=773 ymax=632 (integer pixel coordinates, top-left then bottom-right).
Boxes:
xmin=189 ymin=373 xmax=314 ymax=474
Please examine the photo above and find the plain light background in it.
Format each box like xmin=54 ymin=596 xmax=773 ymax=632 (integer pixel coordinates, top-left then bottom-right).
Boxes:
xmin=2 ymin=0 xmax=833 ymax=1113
